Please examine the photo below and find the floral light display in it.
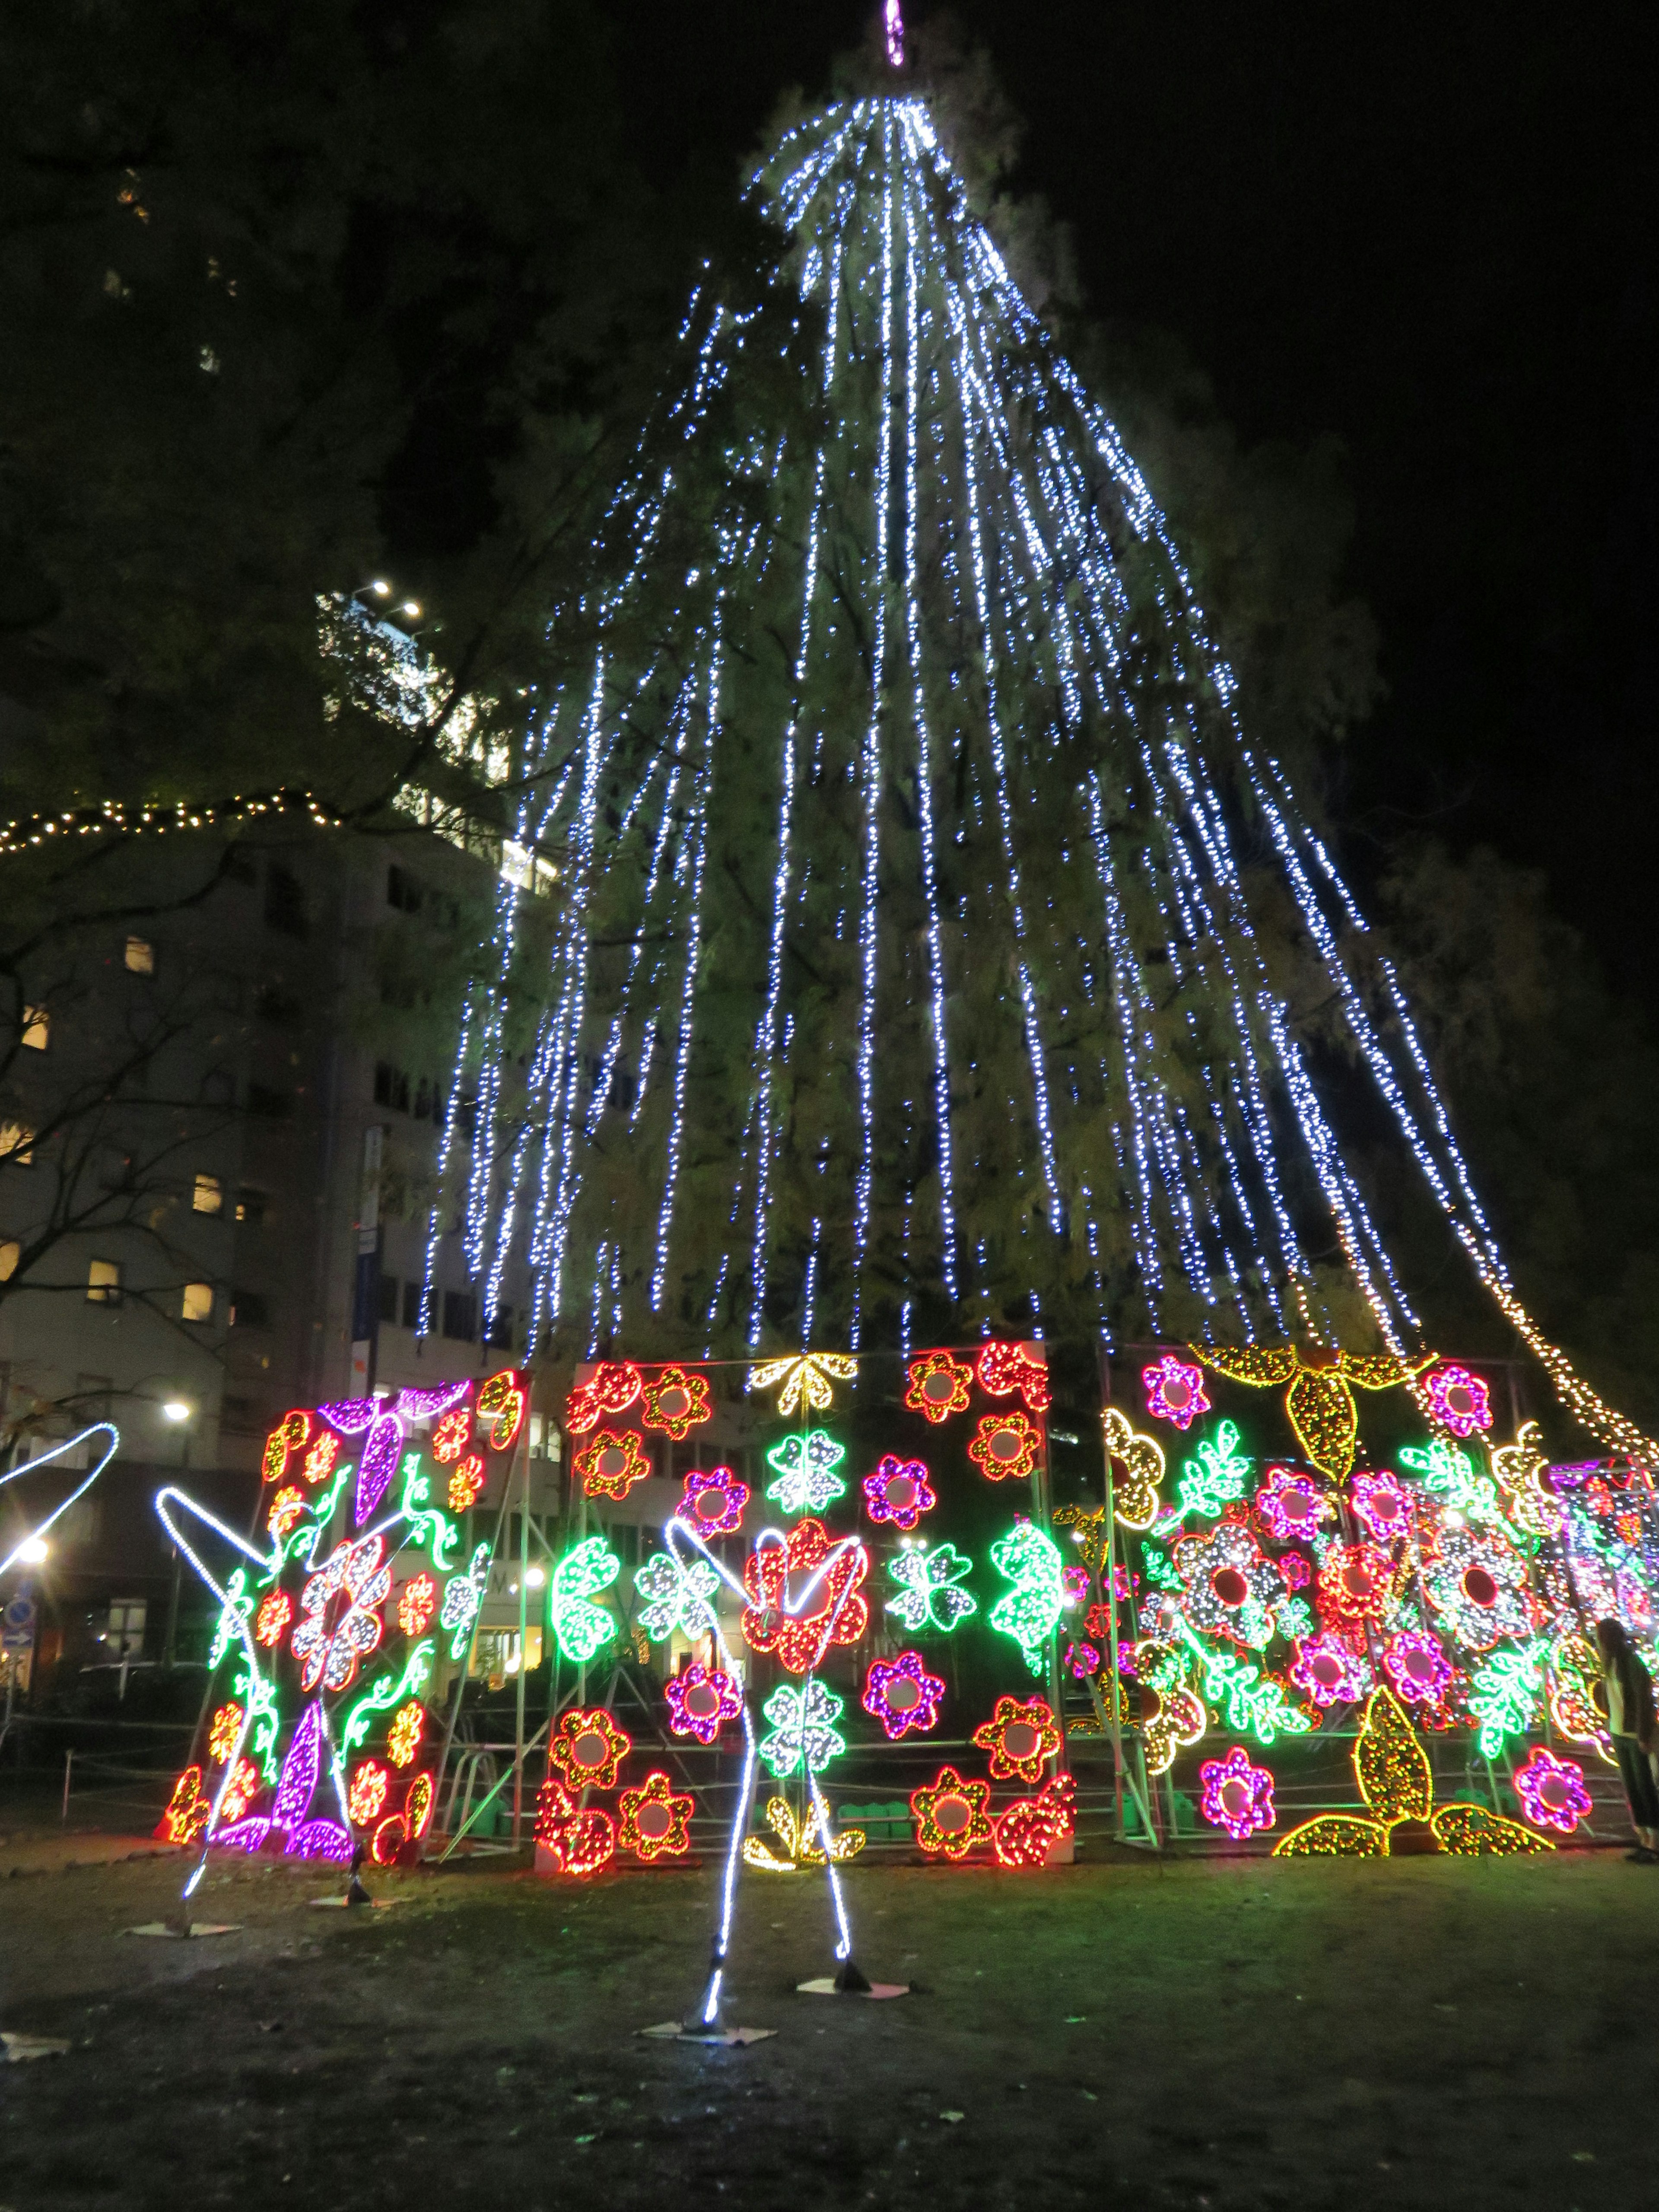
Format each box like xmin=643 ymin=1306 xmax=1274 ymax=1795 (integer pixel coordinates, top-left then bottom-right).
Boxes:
xmin=154 ymin=1377 xmax=518 ymax=1893
xmin=743 ymin=1520 xmax=869 ymax=1672
xmin=549 ymin=1536 xmax=623 ymax=1663
xmin=535 ymin=1782 xmax=617 ymax=1878
xmin=1513 ymin=1748 xmax=1592 ymax=1834
xmin=862 ymin=1650 xmax=946 ymax=1740
xmin=747 ymin=1352 xmax=858 ymax=1418
xmin=904 ymin=1351 xmax=972 ymax=1424
xmin=994 ymin=1774 xmax=1074 ymax=1867
xmin=764 ymin=1429 xmax=847 ymax=1514
xmin=680 ymin=1464 xmax=749 ymax=1536
xmin=862 ymin=1453 xmax=936 ymax=1530
xmin=664 ymin=1663 xmax=743 ymax=1745
xmin=885 ymin=1541 xmax=978 ymax=1634
xmin=1275 ymin=1690 xmax=1548 ymax=1858
xmin=446 ymin=1457 xmax=486 ymax=1513
xmin=575 ymin=1428 xmax=651 ymax=1501
xmin=971 ymin=1694 xmax=1061 ymax=1783
xmin=912 ymin=1766 xmax=993 ymax=1862
xmin=618 ymin=1771 xmax=694 ymax=1861
xmin=968 ymin=1409 xmax=1042 ymax=1482
xmin=1142 ymin=1355 xmax=1208 ymax=1431
xmin=1199 ymin=1747 xmax=1276 ymax=1841
xmin=1290 ymin=1633 xmax=1372 ymax=1709
xmin=1427 ymin=1364 xmax=1493 ymax=1439
xmin=1101 ymin=1406 xmax=1166 ymax=1528
xmin=565 ymin=1361 xmax=643 ymax=1434
xmin=976 ymin=1341 xmax=1051 ymax=1413
xmin=1349 ymin=1469 xmax=1413 ymax=1542
xmin=549 ymin=1707 xmax=632 ymax=1792
xmin=641 ymin=1364 xmax=713 ymax=1439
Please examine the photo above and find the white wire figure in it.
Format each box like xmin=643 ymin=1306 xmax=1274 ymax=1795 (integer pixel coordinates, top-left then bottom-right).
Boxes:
xmin=0 ymin=1424 xmax=120 ymax=1751
xmin=662 ymin=1513 xmax=872 ymax=2028
xmin=0 ymin=1422 xmax=118 ymax=1575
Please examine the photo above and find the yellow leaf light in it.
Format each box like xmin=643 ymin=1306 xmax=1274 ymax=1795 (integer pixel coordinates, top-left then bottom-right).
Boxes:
xmin=1274 ymin=1688 xmax=1551 ymax=1858
xmin=747 ymin=1353 xmax=858 ymax=1420
xmin=1195 ymin=1345 xmax=1433 ymax=1482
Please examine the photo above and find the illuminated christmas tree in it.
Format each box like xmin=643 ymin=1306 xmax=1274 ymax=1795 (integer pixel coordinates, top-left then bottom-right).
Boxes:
xmin=430 ymin=16 xmax=1648 ymax=1465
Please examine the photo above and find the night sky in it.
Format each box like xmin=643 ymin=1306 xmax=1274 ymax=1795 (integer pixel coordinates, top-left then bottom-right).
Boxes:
xmin=621 ymin=0 xmax=1655 ymax=1004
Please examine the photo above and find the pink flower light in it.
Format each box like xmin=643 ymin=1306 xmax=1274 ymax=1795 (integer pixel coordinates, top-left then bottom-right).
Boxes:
xmin=1063 ymin=1640 xmax=1100 ymax=1680
xmin=1142 ymin=1354 xmax=1209 ymax=1431
xmin=1351 ymin=1470 xmax=1413 ymax=1543
xmin=1257 ymin=1466 xmax=1332 ymax=1543
xmin=1513 ymin=1747 xmax=1592 ymax=1834
xmin=1426 ymin=1364 xmax=1493 ymax=1438
xmin=862 ymin=1453 xmax=937 ymax=1531
xmin=885 ymin=0 xmax=904 ymax=68
xmin=1290 ymin=1633 xmax=1371 ymax=1707
xmin=862 ymin=1650 xmax=946 ymax=1742
xmin=1198 ymin=1746 xmax=1276 ymax=1841
xmin=663 ymin=1662 xmax=742 ymax=1747
xmin=1381 ymin=1629 xmax=1453 ymax=1707
xmin=679 ymin=1464 xmax=748 ymax=1538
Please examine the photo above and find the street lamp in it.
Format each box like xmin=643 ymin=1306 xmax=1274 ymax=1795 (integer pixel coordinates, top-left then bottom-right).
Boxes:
xmin=16 ymin=1537 xmax=48 ymax=1567
xmin=158 ymin=1398 xmax=194 ymax=1668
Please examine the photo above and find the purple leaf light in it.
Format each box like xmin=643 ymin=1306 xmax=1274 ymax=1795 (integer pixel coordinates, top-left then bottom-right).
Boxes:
xmin=273 ymin=1701 xmax=323 ymax=1831
xmin=316 ymin=1398 xmax=378 ymax=1433
xmin=354 ymin=1414 xmax=404 ymax=1525
xmin=395 ymin=1382 xmax=470 ymax=1421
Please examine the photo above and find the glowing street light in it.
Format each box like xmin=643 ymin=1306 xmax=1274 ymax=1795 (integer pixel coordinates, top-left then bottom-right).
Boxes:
xmin=160 ymin=1399 xmax=192 ymax=1425
xmin=16 ymin=1537 xmax=48 ymax=1566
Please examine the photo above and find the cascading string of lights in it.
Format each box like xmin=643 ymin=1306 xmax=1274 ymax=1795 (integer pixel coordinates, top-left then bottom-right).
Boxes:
xmin=410 ymin=86 xmax=1653 ymax=1469
xmin=652 ymin=634 xmax=718 ymax=1313
xmin=903 ymin=169 xmax=961 ymax=1303
xmin=849 ymin=109 xmax=898 ymax=1351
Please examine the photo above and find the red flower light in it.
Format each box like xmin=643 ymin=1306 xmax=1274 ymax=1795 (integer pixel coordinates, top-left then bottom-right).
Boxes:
xmin=904 ymin=1351 xmax=973 ymax=1424
xmin=975 ymin=1341 xmax=1052 ymax=1414
xmin=618 ymin=1771 xmax=694 ymax=1861
xmin=911 ymin=1766 xmax=993 ymax=1861
xmin=993 ymin=1773 xmax=1075 ymax=1868
xmin=576 ymin=1428 xmax=651 ymax=1502
xmin=971 ymin=1693 xmax=1062 ymax=1783
xmin=565 ymin=1362 xmax=643 ymax=1434
xmin=741 ymin=1519 xmax=869 ymax=1675
xmin=534 ymin=1780 xmax=617 ymax=1878
xmin=549 ymin=1707 xmax=632 ymax=1792
xmin=432 ymin=1409 xmax=472 ymax=1464
xmin=967 ymin=1410 xmax=1042 ymax=1482
xmin=640 ymin=1364 xmax=712 ymax=1440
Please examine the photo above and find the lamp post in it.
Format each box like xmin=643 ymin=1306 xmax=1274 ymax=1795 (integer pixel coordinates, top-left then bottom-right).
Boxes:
xmin=160 ymin=1400 xmax=192 ymax=1670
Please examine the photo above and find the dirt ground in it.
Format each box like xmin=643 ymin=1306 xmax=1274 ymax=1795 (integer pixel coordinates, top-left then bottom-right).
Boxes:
xmin=0 ymin=1825 xmax=1652 ymax=2211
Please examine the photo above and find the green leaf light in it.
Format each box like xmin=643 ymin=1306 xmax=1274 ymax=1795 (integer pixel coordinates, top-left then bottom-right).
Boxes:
xmin=549 ymin=1535 xmax=622 ymax=1665
xmin=757 ymin=1679 xmax=846 ymax=1780
xmin=988 ymin=1517 xmax=1065 ymax=1679
xmin=764 ymin=1430 xmax=847 ymax=1515
xmin=884 ymin=1541 xmax=978 ymax=1634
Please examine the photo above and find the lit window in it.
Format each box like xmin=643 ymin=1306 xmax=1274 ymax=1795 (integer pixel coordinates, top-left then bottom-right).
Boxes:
xmin=0 ymin=1240 xmax=18 ymax=1281
xmin=21 ymin=1007 xmax=48 ymax=1051
xmin=192 ymin=1174 xmax=223 ymax=1215
xmin=124 ymin=937 xmax=155 ymax=974
xmin=86 ymin=1259 xmax=122 ymax=1305
xmin=1 ymin=1123 xmax=36 ymax=1166
xmin=181 ymin=1281 xmax=213 ymax=1324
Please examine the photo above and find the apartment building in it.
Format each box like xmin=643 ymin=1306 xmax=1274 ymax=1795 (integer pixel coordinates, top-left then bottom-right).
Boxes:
xmin=0 ymin=812 xmax=538 ymax=1680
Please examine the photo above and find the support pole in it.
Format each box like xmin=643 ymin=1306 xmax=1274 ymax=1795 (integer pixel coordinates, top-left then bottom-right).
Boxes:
xmin=512 ymin=1419 xmax=531 ymax=1843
